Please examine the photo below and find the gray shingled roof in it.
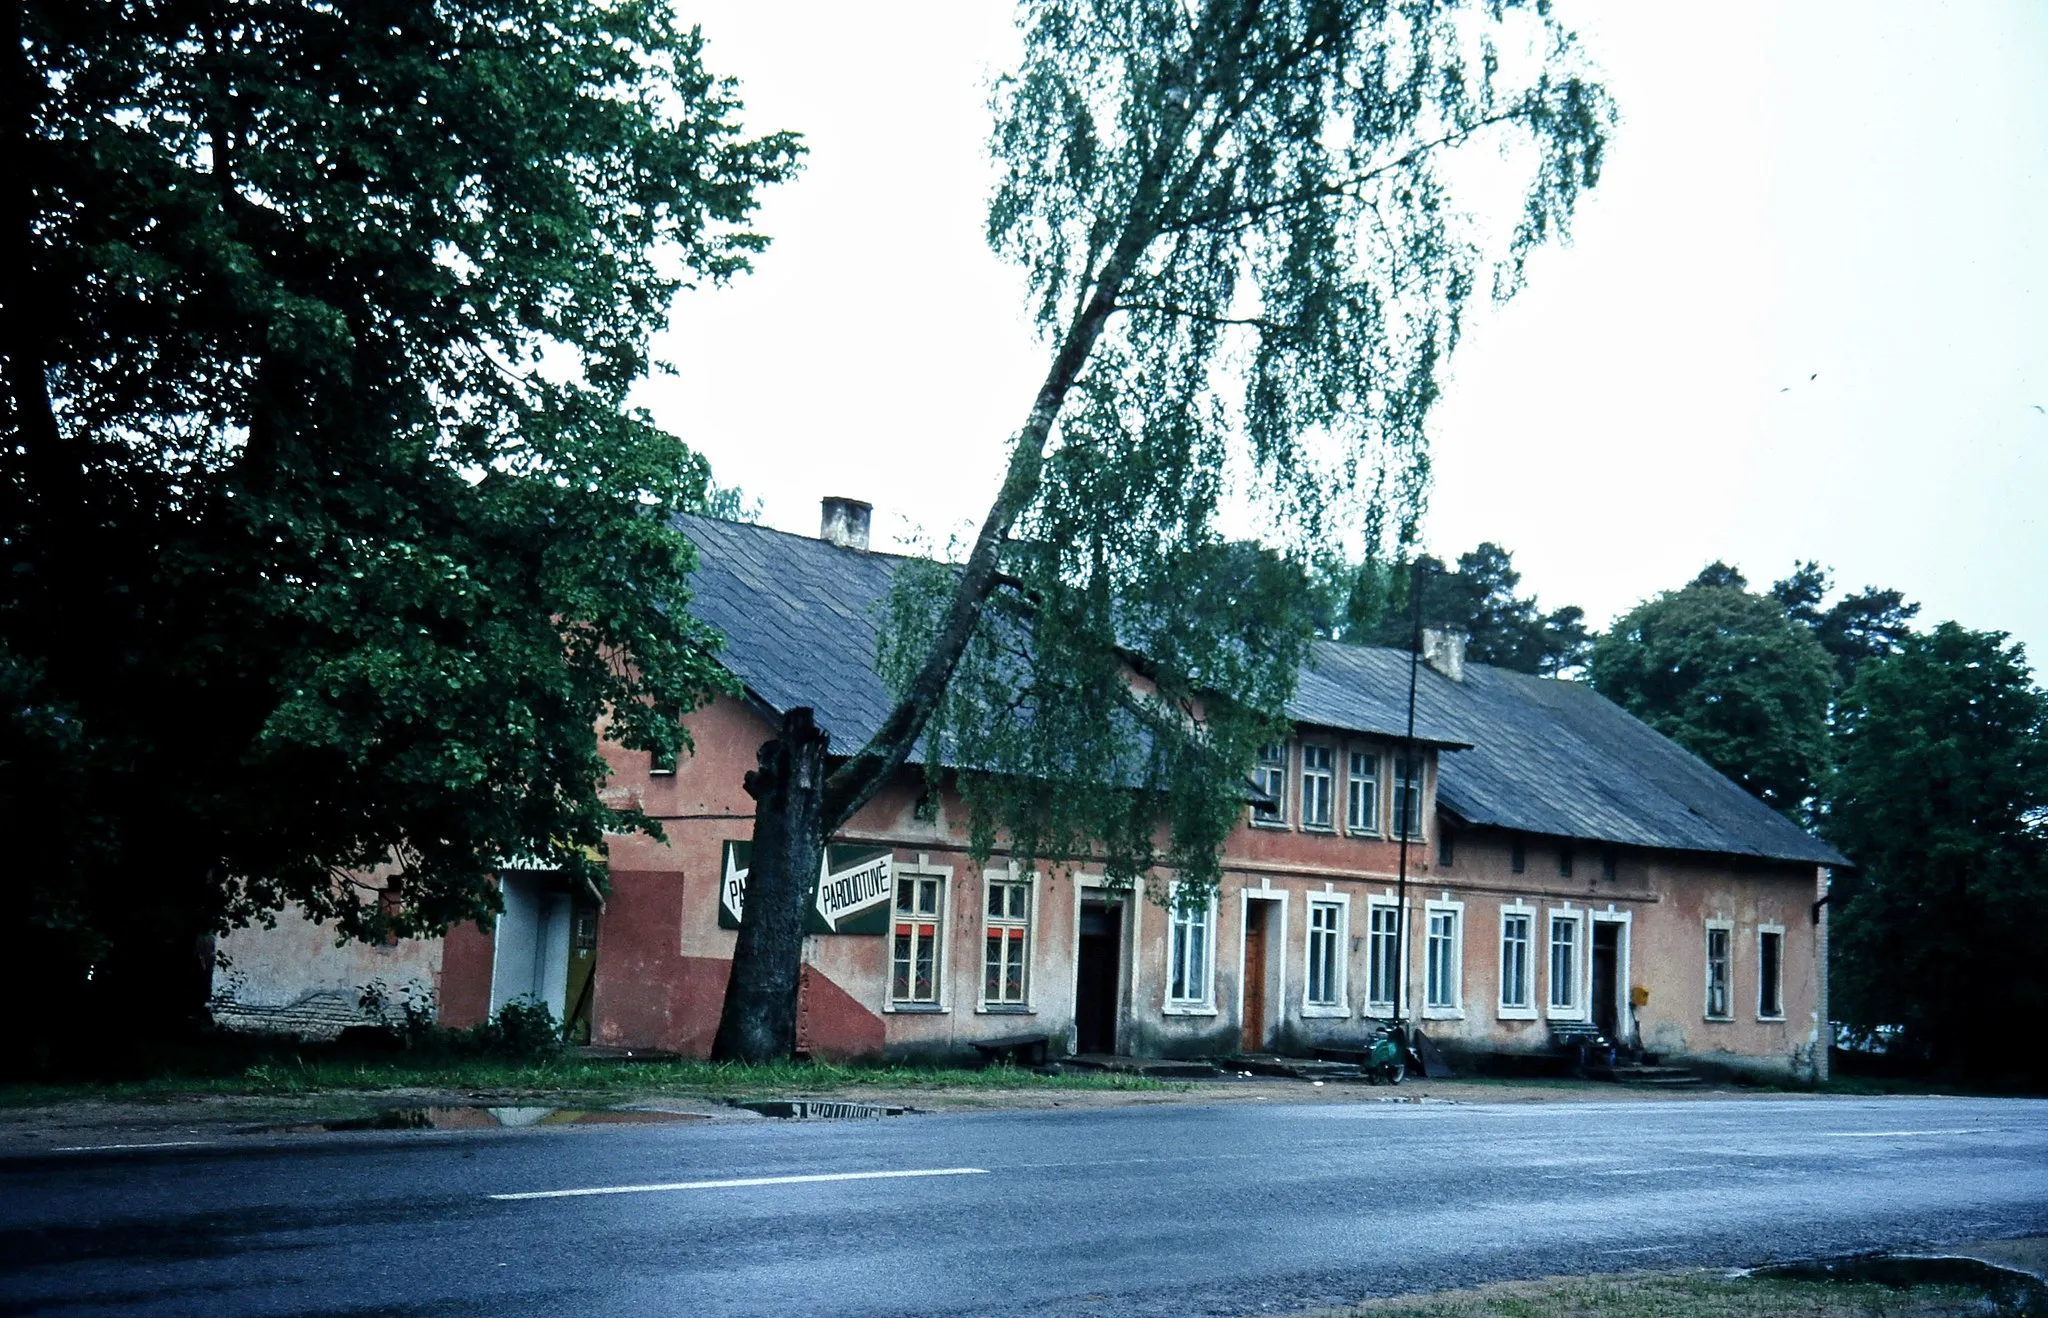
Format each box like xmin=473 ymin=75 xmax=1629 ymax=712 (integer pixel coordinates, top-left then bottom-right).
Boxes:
xmin=678 ymin=514 xmax=1843 ymax=867
xmin=1358 ymin=652 xmax=1847 ymax=866
xmin=678 ymin=513 xmax=910 ymax=757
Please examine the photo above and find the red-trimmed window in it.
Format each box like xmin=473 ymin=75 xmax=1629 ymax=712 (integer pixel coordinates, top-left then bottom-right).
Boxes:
xmin=983 ymin=876 xmax=1031 ymax=1006
xmin=891 ymin=875 xmax=944 ymax=1005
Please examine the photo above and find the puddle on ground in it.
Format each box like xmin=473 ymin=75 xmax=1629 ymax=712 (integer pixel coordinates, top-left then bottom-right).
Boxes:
xmin=260 ymin=1106 xmax=710 ymax=1134
xmin=733 ymin=1100 xmax=912 ymax=1121
xmin=1753 ymin=1254 xmax=2048 ymax=1314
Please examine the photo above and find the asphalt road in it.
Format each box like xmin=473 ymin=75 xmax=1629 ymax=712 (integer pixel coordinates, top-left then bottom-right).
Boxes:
xmin=4 ymin=1095 xmax=2046 ymax=1317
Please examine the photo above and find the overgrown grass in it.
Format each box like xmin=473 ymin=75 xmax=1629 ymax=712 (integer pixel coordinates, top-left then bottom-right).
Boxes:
xmin=0 ymin=1048 xmax=1167 ymax=1108
xmin=1314 ymin=1270 xmax=2021 ymax=1317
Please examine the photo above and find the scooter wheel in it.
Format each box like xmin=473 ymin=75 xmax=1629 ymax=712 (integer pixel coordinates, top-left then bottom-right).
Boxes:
xmin=1386 ymin=1061 xmax=1406 ymax=1085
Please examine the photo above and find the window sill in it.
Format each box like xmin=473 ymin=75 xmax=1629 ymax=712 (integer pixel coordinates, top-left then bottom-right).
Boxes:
xmin=1497 ymin=1005 xmax=1539 ymax=1021
xmin=1162 ymin=1003 xmax=1218 ymax=1016
xmin=1703 ymin=1014 xmax=1734 ymax=1024
xmin=1422 ymin=1005 xmax=1465 ymax=1021
xmin=975 ymin=1004 xmax=1035 ymax=1016
xmin=1545 ymin=1005 xmax=1588 ymax=1022
xmin=1249 ymin=819 xmax=1290 ymax=830
xmin=883 ymin=1002 xmax=948 ymax=1015
xmin=1363 ymin=1003 xmax=1396 ymax=1019
xmin=1300 ymin=1003 xmax=1350 ymax=1019
xmin=1755 ymin=1013 xmax=1786 ymax=1023
xmin=1302 ymin=824 xmax=1335 ymax=835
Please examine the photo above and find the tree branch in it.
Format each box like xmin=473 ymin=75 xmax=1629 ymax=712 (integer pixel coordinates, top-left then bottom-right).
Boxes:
xmin=1112 ymin=301 xmax=1298 ymax=336
xmin=820 ymin=3 xmax=1265 ymax=833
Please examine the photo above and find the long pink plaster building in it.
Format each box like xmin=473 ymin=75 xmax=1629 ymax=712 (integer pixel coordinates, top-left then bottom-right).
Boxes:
xmin=215 ymin=502 xmax=1843 ymax=1082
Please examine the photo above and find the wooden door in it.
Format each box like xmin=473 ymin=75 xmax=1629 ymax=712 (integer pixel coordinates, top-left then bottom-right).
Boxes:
xmin=1241 ymin=904 xmax=1268 ymax=1053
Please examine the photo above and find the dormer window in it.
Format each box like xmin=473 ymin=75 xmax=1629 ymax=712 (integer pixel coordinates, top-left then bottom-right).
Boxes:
xmin=1300 ymin=744 xmax=1334 ymax=831
xmin=1252 ymin=743 xmax=1288 ymax=826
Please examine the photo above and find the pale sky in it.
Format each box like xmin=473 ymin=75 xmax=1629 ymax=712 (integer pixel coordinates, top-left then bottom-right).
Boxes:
xmin=647 ymin=2 xmax=2048 ymax=660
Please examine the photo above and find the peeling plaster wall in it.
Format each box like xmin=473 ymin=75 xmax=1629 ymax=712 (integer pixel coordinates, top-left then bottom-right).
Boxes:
xmin=211 ymin=903 xmax=442 ymax=1039
xmin=420 ymin=695 xmax=1826 ymax=1082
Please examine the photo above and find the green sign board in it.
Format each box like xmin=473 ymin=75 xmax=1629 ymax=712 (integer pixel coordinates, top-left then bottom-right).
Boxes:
xmin=717 ymin=841 xmax=893 ymax=935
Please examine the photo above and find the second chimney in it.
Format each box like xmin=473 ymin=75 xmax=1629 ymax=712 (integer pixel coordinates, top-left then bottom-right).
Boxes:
xmin=1421 ymin=627 xmax=1468 ymax=682
xmin=820 ymin=496 xmax=872 ymax=551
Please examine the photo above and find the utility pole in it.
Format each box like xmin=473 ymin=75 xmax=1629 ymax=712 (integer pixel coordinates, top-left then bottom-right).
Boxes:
xmin=1391 ymin=558 xmax=1423 ymax=1046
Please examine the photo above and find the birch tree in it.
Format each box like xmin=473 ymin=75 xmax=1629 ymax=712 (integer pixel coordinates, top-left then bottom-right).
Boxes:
xmin=712 ymin=0 xmax=1612 ymax=1062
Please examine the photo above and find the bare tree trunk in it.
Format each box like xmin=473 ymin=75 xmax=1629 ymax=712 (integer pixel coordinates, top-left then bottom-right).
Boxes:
xmin=710 ymin=709 xmax=828 ymax=1063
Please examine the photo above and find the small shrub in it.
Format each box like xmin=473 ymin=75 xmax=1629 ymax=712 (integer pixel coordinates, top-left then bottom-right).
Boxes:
xmin=356 ymin=978 xmax=438 ymax=1045
xmin=484 ymin=998 xmax=564 ymax=1059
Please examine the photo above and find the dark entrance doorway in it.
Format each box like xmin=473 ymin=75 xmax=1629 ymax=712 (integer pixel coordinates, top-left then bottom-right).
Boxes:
xmin=1592 ymin=920 xmax=1622 ymax=1043
xmin=1074 ymin=898 xmax=1123 ymax=1055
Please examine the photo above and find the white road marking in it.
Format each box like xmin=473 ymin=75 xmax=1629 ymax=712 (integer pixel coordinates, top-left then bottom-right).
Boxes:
xmin=1821 ymin=1129 xmax=1989 ymax=1139
xmin=490 ymin=1167 xmax=988 ymax=1201
xmin=51 ymin=1140 xmax=213 ymax=1153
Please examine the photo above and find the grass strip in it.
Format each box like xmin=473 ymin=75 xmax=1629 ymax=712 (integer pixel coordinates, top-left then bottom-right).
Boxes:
xmin=1309 ymin=1268 xmax=2023 ymax=1317
xmin=0 ymin=1054 xmax=1167 ymax=1107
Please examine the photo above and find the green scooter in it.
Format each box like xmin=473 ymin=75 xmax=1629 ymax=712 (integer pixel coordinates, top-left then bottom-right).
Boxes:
xmin=1364 ymin=1024 xmax=1407 ymax=1085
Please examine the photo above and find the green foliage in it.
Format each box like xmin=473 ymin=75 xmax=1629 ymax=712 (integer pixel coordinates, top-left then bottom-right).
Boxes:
xmin=1318 ymin=543 xmax=1590 ymax=675
xmin=1771 ymin=561 xmax=1920 ymax=686
xmin=1826 ymin=624 xmax=2048 ymax=1077
xmin=876 ymin=0 xmax=1612 ymax=899
xmin=1590 ymin=582 xmax=1834 ymax=815
xmin=3 ymin=0 xmax=798 ymax=1023
xmin=482 ymin=998 xmax=567 ymax=1060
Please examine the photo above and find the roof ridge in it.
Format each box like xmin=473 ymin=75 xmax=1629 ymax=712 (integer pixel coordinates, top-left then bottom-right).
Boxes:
xmin=673 ymin=510 xmax=930 ymax=565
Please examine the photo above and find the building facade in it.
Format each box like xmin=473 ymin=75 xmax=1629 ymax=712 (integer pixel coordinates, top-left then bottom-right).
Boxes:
xmin=214 ymin=508 xmax=1841 ymax=1082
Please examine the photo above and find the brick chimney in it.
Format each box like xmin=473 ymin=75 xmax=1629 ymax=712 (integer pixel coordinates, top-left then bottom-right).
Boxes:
xmin=1421 ymin=627 xmax=1467 ymax=682
xmin=819 ymin=496 xmax=871 ymax=551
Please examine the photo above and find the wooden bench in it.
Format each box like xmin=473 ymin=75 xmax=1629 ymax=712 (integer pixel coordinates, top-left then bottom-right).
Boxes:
xmin=970 ymin=1034 xmax=1051 ymax=1068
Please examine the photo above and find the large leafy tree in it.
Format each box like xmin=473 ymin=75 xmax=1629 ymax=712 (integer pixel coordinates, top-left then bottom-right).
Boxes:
xmin=712 ymin=0 xmax=1613 ymax=1061
xmin=1826 ymin=625 xmax=2048 ymax=1079
xmin=3 ymin=0 xmax=797 ymax=1045
xmin=1589 ymin=577 xmax=1834 ymax=815
xmin=1770 ymin=561 xmax=1920 ymax=687
xmin=1318 ymin=542 xmax=1589 ymax=675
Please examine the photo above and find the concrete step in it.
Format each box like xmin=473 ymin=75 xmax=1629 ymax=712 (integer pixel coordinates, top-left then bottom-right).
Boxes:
xmin=1063 ymin=1054 xmax=1223 ymax=1079
xmin=1221 ymin=1054 xmax=1365 ymax=1080
xmin=1585 ymin=1063 xmax=1705 ymax=1087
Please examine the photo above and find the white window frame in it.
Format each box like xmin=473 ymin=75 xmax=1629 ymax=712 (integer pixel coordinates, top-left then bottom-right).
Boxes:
xmin=1346 ymin=748 xmax=1381 ymax=836
xmin=1704 ymin=918 xmax=1735 ymax=1021
xmin=1497 ymin=902 xmax=1538 ymax=1020
xmin=1251 ymin=742 xmax=1289 ymax=828
xmin=977 ymin=862 xmax=1036 ymax=1013
xmin=1545 ymin=906 xmax=1588 ymax=1021
xmin=1300 ymin=743 xmax=1335 ymax=832
xmin=1756 ymin=923 xmax=1787 ymax=1022
xmin=1164 ymin=883 xmax=1218 ymax=1014
xmin=1364 ymin=894 xmax=1407 ymax=1018
xmin=1391 ymin=752 xmax=1427 ymax=842
xmin=884 ymin=857 xmax=952 ymax=1013
xmin=1423 ymin=896 xmax=1465 ymax=1019
xmin=1300 ymin=892 xmax=1351 ymax=1018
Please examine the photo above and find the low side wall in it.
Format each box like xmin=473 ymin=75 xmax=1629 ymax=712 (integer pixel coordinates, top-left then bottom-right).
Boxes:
xmin=211 ymin=905 xmax=441 ymax=1039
